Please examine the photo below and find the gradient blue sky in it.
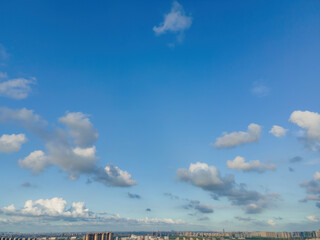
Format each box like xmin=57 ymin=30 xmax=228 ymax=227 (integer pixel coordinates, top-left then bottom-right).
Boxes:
xmin=0 ymin=0 xmax=320 ymax=233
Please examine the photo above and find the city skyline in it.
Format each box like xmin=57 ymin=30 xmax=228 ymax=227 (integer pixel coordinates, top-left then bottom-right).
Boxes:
xmin=0 ymin=0 xmax=320 ymax=233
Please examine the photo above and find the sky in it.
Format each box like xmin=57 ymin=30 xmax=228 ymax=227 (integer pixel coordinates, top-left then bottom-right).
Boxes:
xmin=0 ymin=0 xmax=320 ymax=233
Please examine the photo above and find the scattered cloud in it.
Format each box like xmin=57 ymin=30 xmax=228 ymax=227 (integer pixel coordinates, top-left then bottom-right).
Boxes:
xmin=289 ymin=156 xmax=303 ymax=163
xmin=0 ymin=197 xmax=185 ymax=228
xmin=213 ymin=123 xmax=261 ymax=149
xmin=177 ymin=162 xmax=279 ymax=214
xmin=267 ymin=219 xmax=276 ymax=226
xmin=183 ymin=200 xmax=214 ymax=214
xmin=0 ymin=77 xmax=36 ymax=100
xmin=235 ymin=216 xmax=254 ymax=222
xmin=19 ymin=150 xmax=50 ymax=174
xmin=306 ymin=215 xmax=319 ymax=222
xmin=153 ymin=1 xmax=192 ymax=41
xmin=0 ymin=107 xmax=136 ymax=187
xmin=0 ymin=197 xmax=93 ymax=220
xmin=269 ymin=125 xmax=288 ymax=137
xmin=93 ymin=165 xmax=137 ymax=187
xmin=0 ymin=133 xmax=27 ymax=153
xmin=21 ymin=182 xmax=31 ymax=188
xmin=127 ymin=192 xmax=141 ymax=199
xmin=164 ymin=193 xmax=180 ymax=200
xmin=198 ymin=216 xmax=209 ymax=221
xmin=227 ymin=156 xmax=276 ymax=173
xmin=59 ymin=112 xmax=98 ymax=148
xmin=314 ymin=171 xmax=320 ymax=181
xmin=289 ymin=110 xmax=320 ymax=151
xmin=251 ymin=81 xmax=270 ymax=97
xmin=300 ymin=172 xmax=320 ymax=208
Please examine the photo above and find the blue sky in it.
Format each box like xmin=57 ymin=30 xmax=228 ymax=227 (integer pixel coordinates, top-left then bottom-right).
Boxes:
xmin=0 ymin=0 xmax=320 ymax=233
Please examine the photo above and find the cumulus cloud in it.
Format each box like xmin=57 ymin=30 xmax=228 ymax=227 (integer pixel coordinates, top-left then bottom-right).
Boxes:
xmin=0 ymin=197 xmax=184 ymax=228
xmin=0 ymin=133 xmax=27 ymax=153
xmin=0 ymin=77 xmax=36 ymax=99
xmin=19 ymin=150 xmax=50 ymax=174
xmin=213 ymin=123 xmax=261 ymax=149
xmin=289 ymin=110 xmax=320 ymax=151
xmin=93 ymin=164 xmax=137 ymax=187
xmin=269 ymin=125 xmax=288 ymax=137
xmin=226 ymin=156 xmax=276 ymax=173
xmin=153 ymin=1 xmax=192 ymax=38
xmin=59 ymin=112 xmax=98 ymax=147
xmin=300 ymin=172 xmax=320 ymax=208
xmin=177 ymin=162 xmax=279 ymax=214
xmin=127 ymin=192 xmax=141 ymax=199
xmin=306 ymin=215 xmax=319 ymax=222
xmin=0 ymin=197 xmax=93 ymax=220
xmin=183 ymin=200 xmax=214 ymax=214
xmin=0 ymin=107 xmax=47 ymax=136
xmin=0 ymin=107 xmax=136 ymax=187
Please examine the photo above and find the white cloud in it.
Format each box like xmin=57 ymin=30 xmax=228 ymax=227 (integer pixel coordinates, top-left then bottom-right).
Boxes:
xmin=59 ymin=112 xmax=98 ymax=147
xmin=289 ymin=110 xmax=320 ymax=151
xmin=94 ymin=164 xmax=137 ymax=187
xmin=314 ymin=171 xmax=320 ymax=181
xmin=213 ymin=123 xmax=261 ymax=148
xmin=0 ymin=107 xmax=46 ymax=133
xmin=306 ymin=215 xmax=319 ymax=222
xmin=153 ymin=1 xmax=192 ymax=37
xmin=227 ymin=156 xmax=276 ymax=173
xmin=299 ymin=173 xmax=320 ymax=208
xmin=0 ymin=107 xmax=136 ymax=187
xmin=0 ymin=197 xmax=184 ymax=227
xmin=177 ymin=162 xmax=279 ymax=214
xmin=177 ymin=162 xmax=223 ymax=188
xmin=269 ymin=125 xmax=288 ymax=137
xmin=0 ymin=197 xmax=93 ymax=220
xmin=0 ymin=133 xmax=27 ymax=153
xmin=267 ymin=219 xmax=276 ymax=226
xmin=0 ymin=77 xmax=36 ymax=99
xmin=19 ymin=150 xmax=50 ymax=174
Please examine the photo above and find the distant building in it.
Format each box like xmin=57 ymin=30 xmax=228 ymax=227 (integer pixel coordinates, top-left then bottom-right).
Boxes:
xmin=83 ymin=233 xmax=113 ymax=240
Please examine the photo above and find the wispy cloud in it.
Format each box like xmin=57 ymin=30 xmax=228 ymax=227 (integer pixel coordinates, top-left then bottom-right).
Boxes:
xmin=127 ymin=192 xmax=141 ymax=199
xmin=0 ymin=77 xmax=36 ymax=100
xmin=251 ymin=81 xmax=270 ymax=97
xmin=153 ymin=1 xmax=192 ymax=42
